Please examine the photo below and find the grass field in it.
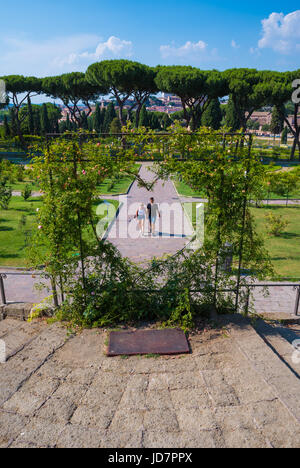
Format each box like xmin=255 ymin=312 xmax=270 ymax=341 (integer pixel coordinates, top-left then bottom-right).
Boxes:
xmin=0 ymin=197 xmax=43 ymax=267
xmin=0 ymin=197 xmax=119 ymax=267
xmin=96 ymin=174 xmax=135 ymax=195
xmin=11 ymin=179 xmax=40 ymax=192
xmin=96 ymin=164 xmax=141 ymax=195
xmin=185 ymin=202 xmax=300 ymax=279
xmin=10 ymin=176 xmax=134 ymax=195
xmin=250 ymin=205 xmax=300 ymax=279
xmin=9 ymin=164 xmax=141 ymax=196
xmin=175 ymin=175 xmax=300 ymax=200
xmin=174 ymin=179 xmax=207 ymax=198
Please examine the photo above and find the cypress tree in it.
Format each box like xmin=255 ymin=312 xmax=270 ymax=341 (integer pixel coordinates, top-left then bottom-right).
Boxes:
xmin=33 ymin=108 xmax=41 ymax=135
xmin=81 ymin=111 xmax=88 ymax=130
xmin=27 ymin=97 xmax=34 ymax=135
xmin=103 ymin=103 xmax=116 ymax=133
xmin=94 ymin=103 xmax=101 ymax=133
xmin=100 ymin=108 xmax=106 ymax=133
xmin=138 ymin=105 xmax=149 ymax=127
xmin=9 ymin=108 xmax=17 ymax=136
xmin=3 ymin=115 xmax=10 ymax=137
xmin=281 ymin=127 xmax=288 ymax=145
xmin=54 ymin=118 xmax=59 ymax=134
xmin=201 ymin=99 xmax=222 ymax=130
xmin=148 ymin=112 xmax=161 ymax=130
xmin=161 ymin=113 xmax=172 ymax=130
xmin=59 ymin=121 xmax=67 ymax=133
xmin=225 ymin=96 xmax=240 ymax=131
xmin=110 ymin=117 xmax=121 ymax=134
xmin=66 ymin=113 xmax=72 ymax=131
xmin=40 ymin=103 xmax=50 ymax=134
xmin=270 ymin=105 xmax=284 ymax=135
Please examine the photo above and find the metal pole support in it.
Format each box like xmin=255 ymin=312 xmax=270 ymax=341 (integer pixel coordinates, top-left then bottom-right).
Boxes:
xmin=245 ymin=287 xmax=250 ymax=316
xmin=294 ymin=286 xmax=300 ymax=316
xmin=0 ymin=274 xmax=7 ymax=305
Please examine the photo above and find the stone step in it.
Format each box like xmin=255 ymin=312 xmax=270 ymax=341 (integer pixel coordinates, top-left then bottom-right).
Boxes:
xmin=254 ymin=319 xmax=300 ymax=380
xmin=221 ymin=314 xmax=300 ymax=424
xmin=0 ymin=321 xmax=69 ymax=407
xmin=0 ymin=303 xmax=34 ymax=321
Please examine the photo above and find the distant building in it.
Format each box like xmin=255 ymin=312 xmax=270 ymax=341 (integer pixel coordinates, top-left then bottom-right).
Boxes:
xmin=249 ymin=111 xmax=300 ymax=132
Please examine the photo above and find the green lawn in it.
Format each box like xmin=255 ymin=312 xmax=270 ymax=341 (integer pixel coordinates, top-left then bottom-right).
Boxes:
xmin=9 ymin=165 xmax=141 ymax=196
xmin=0 ymin=197 xmax=119 ymax=267
xmin=250 ymin=205 xmax=300 ymax=279
xmin=0 ymin=196 xmax=43 ymax=267
xmin=263 ymin=190 xmax=300 ymax=200
xmin=96 ymin=175 xmax=135 ymax=195
xmin=10 ymin=174 xmax=134 ymax=196
xmin=96 ymin=164 xmax=141 ymax=195
xmin=175 ymin=173 xmax=300 ymax=200
xmin=174 ymin=179 xmax=207 ymax=198
xmin=11 ymin=179 xmax=40 ymax=192
xmin=184 ymin=202 xmax=300 ymax=279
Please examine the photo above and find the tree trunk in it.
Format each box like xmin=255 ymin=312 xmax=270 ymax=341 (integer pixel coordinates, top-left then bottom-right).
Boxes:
xmin=297 ymin=130 xmax=300 ymax=161
xmin=290 ymin=138 xmax=297 ymax=160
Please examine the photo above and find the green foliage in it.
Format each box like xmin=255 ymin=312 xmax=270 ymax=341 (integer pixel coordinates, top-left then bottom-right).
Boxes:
xmin=110 ymin=117 xmax=121 ymax=134
xmin=155 ymin=66 xmax=226 ymax=131
xmin=40 ymin=103 xmax=50 ymax=134
xmin=42 ymin=72 xmax=103 ymax=128
xmin=270 ymin=105 xmax=284 ymax=135
xmin=138 ymin=104 xmax=149 ymax=127
xmin=25 ymin=128 xmax=275 ymax=328
xmin=268 ymin=171 xmax=300 ymax=198
xmin=224 ymin=96 xmax=240 ymax=131
xmin=86 ymin=60 xmax=157 ymax=127
xmin=0 ymin=75 xmax=42 ymax=143
xmin=201 ymin=98 xmax=222 ymax=130
xmin=93 ymin=103 xmax=102 ymax=133
xmin=281 ymin=127 xmax=288 ymax=145
xmin=0 ymin=177 xmax=12 ymax=210
xmin=103 ymin=102 xmax=117 ymax=133
xmin=21 ymin=184 xmax=32 ymax=201
xmin=3 ymin=115 xmax=10 ymax=137
xmin=224 ymin=69 xmax=271 ymax=131
xmin=57 ymin=243 xmax=215 ymax=329
xmin=265 ymin=212 xmax=289 ymax=237
xmin=247 ymin=119 xmax=260 ymax=131
xmin=27 ymin=97 xmax=34 ymax=135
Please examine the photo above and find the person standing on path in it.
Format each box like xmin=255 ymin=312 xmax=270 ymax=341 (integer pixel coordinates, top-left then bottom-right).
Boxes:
xmin=147 ymin=197 xmax=160 ymax=236
xmin=135 ymin=203 xmax=146 ymax=236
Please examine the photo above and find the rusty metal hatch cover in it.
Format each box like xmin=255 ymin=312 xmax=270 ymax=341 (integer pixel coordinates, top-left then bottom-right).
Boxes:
xmin=107 ymin=328 xmax=189 ymax=356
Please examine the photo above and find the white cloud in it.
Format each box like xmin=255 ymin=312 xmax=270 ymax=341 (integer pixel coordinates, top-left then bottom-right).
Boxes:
xmin=95 ymin=36 xmax=132 ymax=57
xmin=160 ymin=40 xmax=207 ymax=59
xmin=231 ymin=40 xmax=240 ymax=49
xmin=0 ymin=34 xmax=133 ymax=76
xmin=258 ymin=10 xmax=300 ymax=53
xmin=62 ymin=36 xmax=133 ymax=66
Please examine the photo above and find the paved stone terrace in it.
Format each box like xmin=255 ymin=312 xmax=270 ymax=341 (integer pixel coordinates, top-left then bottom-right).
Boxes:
xmin=0 ymin=316 xmax=300 ymax=448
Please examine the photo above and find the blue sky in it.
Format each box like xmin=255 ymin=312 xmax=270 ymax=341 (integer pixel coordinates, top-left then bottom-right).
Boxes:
xmin=0 ymin=1 xmax=299 ymax=82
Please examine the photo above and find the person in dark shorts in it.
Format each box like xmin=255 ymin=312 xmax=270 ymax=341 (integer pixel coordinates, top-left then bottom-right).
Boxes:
xmin=147 ymin=197 xmax=160 ymax=236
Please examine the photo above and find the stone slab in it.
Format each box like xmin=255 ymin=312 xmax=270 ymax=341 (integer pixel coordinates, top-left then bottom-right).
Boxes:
xmin=107 ymin=328 xmax=189 ymax=356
